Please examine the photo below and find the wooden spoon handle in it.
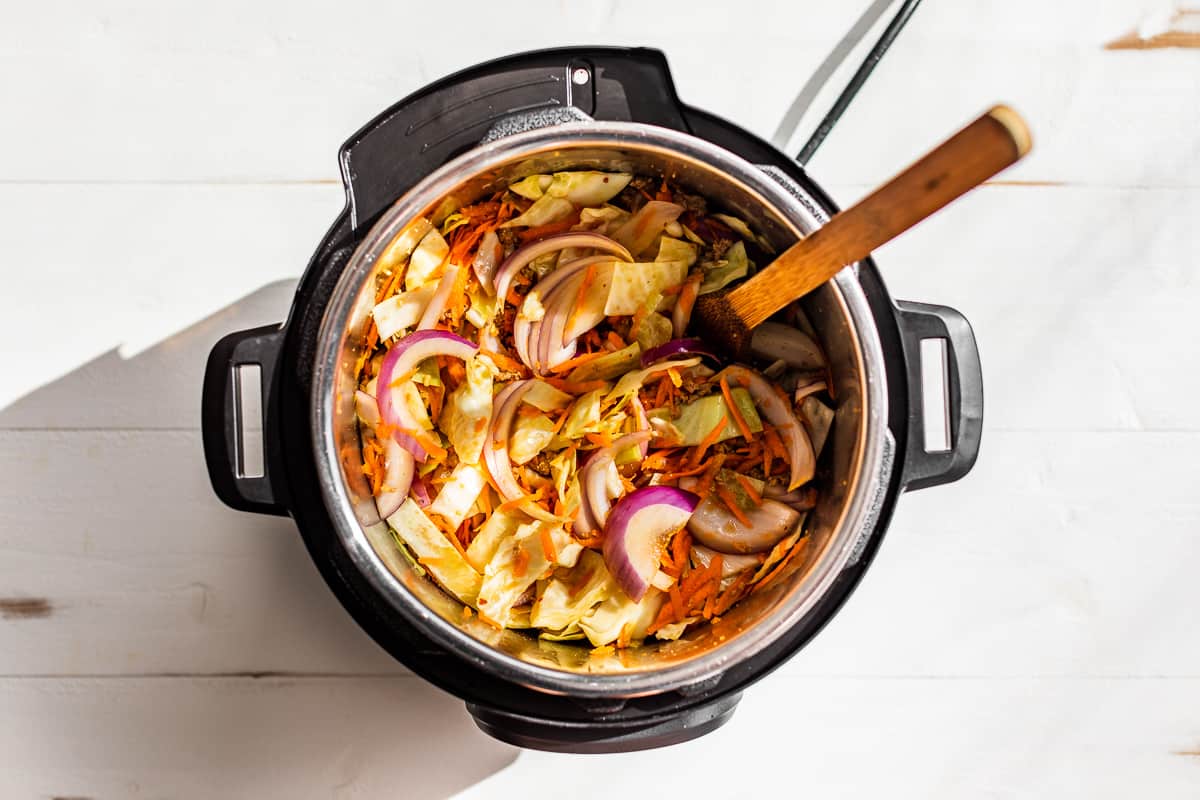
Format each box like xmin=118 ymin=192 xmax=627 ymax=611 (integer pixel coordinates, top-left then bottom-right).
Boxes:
xmin=724 ymin=105 xmax=1031 ymax=330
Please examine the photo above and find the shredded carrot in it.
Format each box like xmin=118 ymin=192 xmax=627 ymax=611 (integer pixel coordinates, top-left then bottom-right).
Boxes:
xmin=720 ymin=376 xmax=756 ymax=442
xmin=584 ymin=432 xmax=613 ymax=448
xmin=442 ymin=356 xmax=467 ymax=385
xmin=692 ymin=454 xmax=727 ymax=498
xmin=479 ymin=348 xmax=525 ymax=374
xmin=517 ymin=214 xmax=581 ymax=243
xmin=659 ymin=461 xmax=710 ymax=482
xmin=539 ymin=526 xmax=557 ymax=563
xmin=713 ymin=570 xmax=756 ymax=616
xmin=755 ymin=538 xmax=810 ymax=590
xmin=513 ymin=545 xmax=531 ymax=578
xmin=549 ymin=348 xmax=611 ymax=375
xmin=604 ymin=330 xmax=626 ymax=351
xmin=714 ymin=484 xmax=752 ymax=527
xmin=567 ymin=262 xmax=599 ymax=335
xmin=413 ymin=431 xmax=447 ymax=461
xmin=735 ymin=474 xmax=763 ymax=505
xmin=687 ymin=415 xmax=728 ymax=468
xmin=668 ymin=585 xmax=684 ymax=620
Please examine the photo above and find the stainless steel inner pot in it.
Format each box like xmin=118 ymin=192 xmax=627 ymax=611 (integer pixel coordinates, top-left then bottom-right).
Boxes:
xmin=311 ymin=122 xmax=891 ymax=697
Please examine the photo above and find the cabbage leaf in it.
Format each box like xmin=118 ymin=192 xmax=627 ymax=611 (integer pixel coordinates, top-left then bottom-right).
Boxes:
xmin=387 ymin=499 xmax=481 ymax=603
xmin=438 ymin=355 xmax=494 ymax=464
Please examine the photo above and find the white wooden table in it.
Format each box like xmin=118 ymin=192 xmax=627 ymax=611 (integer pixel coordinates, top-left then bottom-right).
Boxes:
xmin=2 ymin=1 xmax=1197 ymax=796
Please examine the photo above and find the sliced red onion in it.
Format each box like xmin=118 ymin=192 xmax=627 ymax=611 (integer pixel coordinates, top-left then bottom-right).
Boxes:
xmin=377 ymin=330 xmax=478 ymax=460
xmin=534 ymin=282 xmax=579 ymax=373
xmin=579 ymin=431 xmax=653 ymax=531
xmin=793 ymin=380 xmax=827 ymax=405
xmin=687 ymin=493 xmax=801 ymax=555
xmin=630 ymin=395 xmax=650 ymax=458
xmin=376 ymin=438 xmax=414 ymax=518
xmin=613 ymin=201 xmax=684 ymax=257
xmin=719 ymin=365 xmax=815 ymax=490
xmin=409 ymin=475 xmax=433 ymax=508
xmin=472 ymin=230 xmax=503 ymax=291
xmin=512 ymin=313 xmax=535 ymax=371
xmin=763 ymin=483 xmax=819 ymax=510
xmin=416 ymin=263 xmax=459 ymax=330
xmin=603 ymin=486 xmax=699 ymax=601
xmin=492 ymin=232 xmax=631 ymax=309
xmin=749 ymin=322 xmax=826 ymax=370
xmin=640 ymin=338 xmax=720 ymax=368
xmin=483 ymin=380 xmax=536 ymax=502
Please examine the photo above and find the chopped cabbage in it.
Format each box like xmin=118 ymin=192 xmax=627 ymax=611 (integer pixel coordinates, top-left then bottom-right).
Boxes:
xmin=634 ymin=312 xmax=674 ymax=351
xmin=406 ymin=228 xmax=449 ymax=290
xmin=412 ymin=359 xmax=442 ymax=388
xmin=427 ymin=462 xmax=486 ymax=530
xmin=377 ymin=217 xmax=433 ymax=274
xmin=549 ymin=448 xmax=576 ymax=499
xmin=478 ymin=522 xmax=574 ymax=625
xmin=559 ymin=262 xmax=617 ymax=342
xmin=397 ymin=381 xmax=434 ymax=430
xmin=680 ymin=223 xmax=706 ymax=245
xmin=430 ymin=195 xmax=462 ymax=227
xmin=560 ymin=389 xmax=603 ymax=440
xmin=578 ymin=204 xmax=630 ymax=234
xmin=548 ymin=171 xmax=632 ymax=206
xmin=501 ymin=195 xmax=575 ymax=228
xmin=518 ymin=290 xmax=547 ymax=323
xmin=530 ymin=551 xmax=614 ymax=630
xmin=465 ymin=507 xmax=525 ymax=571
xmin=465 ymin=285 xmax=499 ymax=329
xmin=607 ymin=358 xmax=701 ymax=401
xmin=509 ymin=414 xmax=556 ymax=465
xmin=372 ymin=283 xmax=437 ymax=341
xmin=540 ymin=626 xmax=586 ymax=642
xmin=578 ymin=587 xmax=664 ymax=647
xmin=438 ymin=355 xmax=494 ymax=464
xmin=658 ymin=387 xmax=763 ymax=446
xmin=699 ymin=240 xmax=750 ymax=295
xmin=613 ymin=201 xmax=684 ymax=258
xmin=656 ymin=236 xmax=698 ymax=267
xmin=387 ymin=500 xmax=481 ymax=603
xmin=604 ymin=260 xmax=687 ymax=316
xmin=653 ymin=619 xmax=693 ymax=641
xmin=509 ymin=174 xmax=552 ymax=200
xmin=712 ymin=213 xmax=756 ymax=242
xmin=523 ymin=380 xmax=573 ymax=412
xmin=561 ymin=475 xmax=583 ymax=518
xmin=568 ymin=342 xmax=641 ymax=382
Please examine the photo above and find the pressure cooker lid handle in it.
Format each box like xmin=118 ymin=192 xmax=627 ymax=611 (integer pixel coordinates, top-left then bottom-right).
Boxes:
xmin=338 ymin=46 xmax=691 ymax=230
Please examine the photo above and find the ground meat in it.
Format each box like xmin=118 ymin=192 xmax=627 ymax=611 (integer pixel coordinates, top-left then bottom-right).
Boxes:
xmin=526 ymin=452 xmax=552 ymax=477
xmin=497 ymin=228 xmax=520 ymax=257
xmin=675 ymin=376 xmax=715 ymax=405
xmin=703 ymin=237 xmax=733 ymax=262
xmin=677 ymin=190 xmax=707 ymax=215
xmin=615 ymin=175 xmax=655 ymax=213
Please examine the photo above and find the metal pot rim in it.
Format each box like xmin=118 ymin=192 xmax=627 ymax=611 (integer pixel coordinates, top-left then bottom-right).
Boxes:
xmin=311 ymin=121 xmax=890 ymax=697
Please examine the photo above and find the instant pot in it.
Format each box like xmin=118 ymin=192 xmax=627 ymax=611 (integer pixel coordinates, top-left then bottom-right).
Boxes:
xmin=202 ymin=45 xmax=982 ymax=752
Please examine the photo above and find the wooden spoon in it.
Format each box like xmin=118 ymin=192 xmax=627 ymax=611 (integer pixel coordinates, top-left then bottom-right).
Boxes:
xmin=693 ymin=105 xmax=1031 ymax=356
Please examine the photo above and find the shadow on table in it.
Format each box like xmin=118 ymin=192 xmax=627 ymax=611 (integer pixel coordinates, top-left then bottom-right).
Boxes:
xmin=0 ymin=281 xmax=518 ymax=798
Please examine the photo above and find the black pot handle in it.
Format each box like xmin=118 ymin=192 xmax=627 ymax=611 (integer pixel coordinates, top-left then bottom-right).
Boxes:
xmin=201 ymin=324 xmax=288 ymax=516
xmin=895 ymin=300 xmax=983 ymax=491
xmin=339 ymin=46 xmax=690 ymax=229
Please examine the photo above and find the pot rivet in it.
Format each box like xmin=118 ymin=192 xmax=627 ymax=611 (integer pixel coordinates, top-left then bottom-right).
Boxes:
xmin=571 ymin=67 xmax=590 ymax=86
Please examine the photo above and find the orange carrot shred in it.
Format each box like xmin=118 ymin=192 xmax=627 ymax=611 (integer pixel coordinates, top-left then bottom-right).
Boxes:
xmin=734 ymin=474 xmax=763 ymax=505
xmin=720 ymin=376 xmax=756 ymax=442
xmin=714 ymin=484 xmax=752 ymax=526
xmin=539 ymin=526 xmax=557 ymax=563
xmin=687 ymin=415 xmax=728 ymax=468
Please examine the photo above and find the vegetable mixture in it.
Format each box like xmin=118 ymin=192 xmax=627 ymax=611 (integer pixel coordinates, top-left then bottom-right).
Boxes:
xmin=355 ymin=171 xmax=834 ymax=651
